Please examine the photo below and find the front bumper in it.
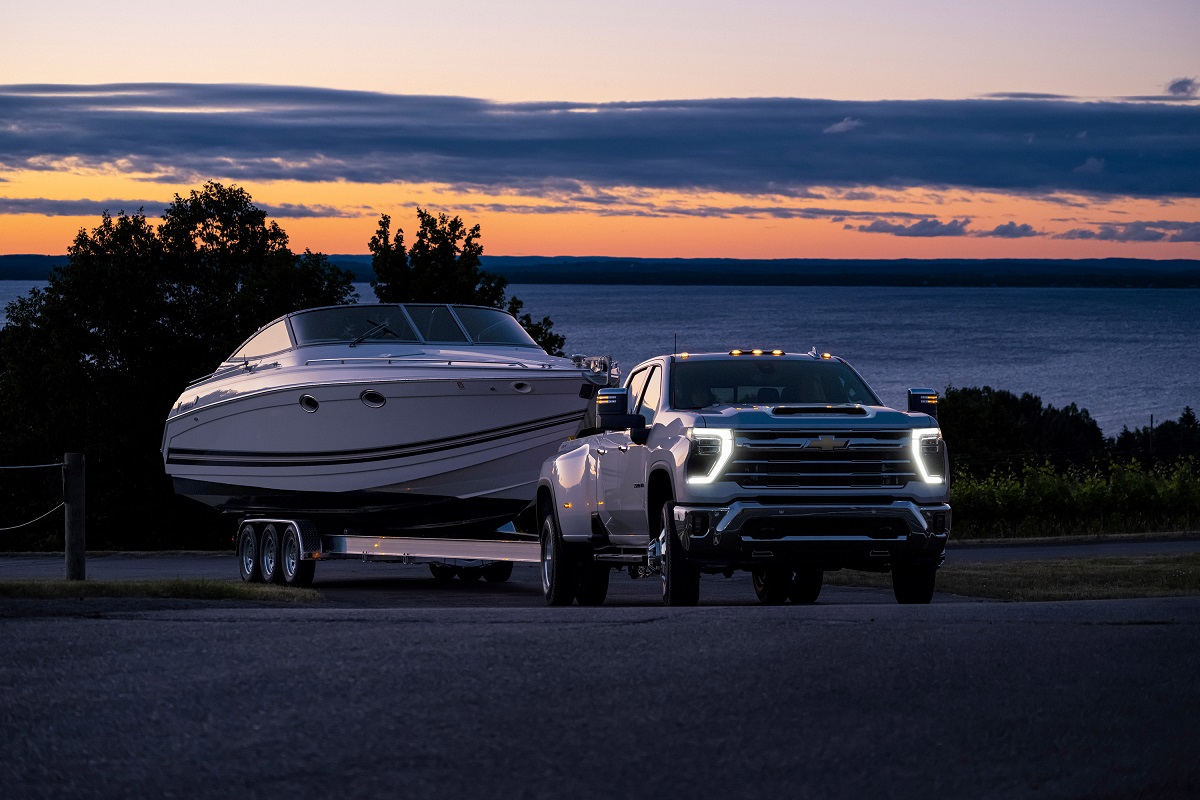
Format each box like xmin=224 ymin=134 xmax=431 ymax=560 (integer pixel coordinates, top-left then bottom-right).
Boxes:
xmin=673 ymin=500 xmax=951 ymax=571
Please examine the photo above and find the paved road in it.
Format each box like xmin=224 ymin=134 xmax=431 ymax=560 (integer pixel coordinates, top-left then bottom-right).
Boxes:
xmin=4 ymin=540 xmax=1199 ymax=797
xmin=3 ymin=535 xmax=1198 ymax=609
xmin=2 ymin=595 xmax=1198 ymax=799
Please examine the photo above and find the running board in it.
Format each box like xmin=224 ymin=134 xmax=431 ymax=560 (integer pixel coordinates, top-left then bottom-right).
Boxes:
xmin=321 ymin=535 xmax=540 ymax=562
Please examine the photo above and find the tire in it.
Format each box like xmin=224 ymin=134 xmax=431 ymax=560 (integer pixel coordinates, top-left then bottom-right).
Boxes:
xmin=259 ymin=523 xmax=282 ymax=584
xmin=279 ymin=524 xmax=315 ymax=588
xmin=893 ymin=562 xmax=937 ymax=604
xmin=429 ymin=563 xmax=456 ymax=583
xmin=789 ymin=569 xmax=823 ymax=604
xmin=540 ymin=507 xmax=577 ymax=606
xmin=237 ymin=522 xmax=261 ymax=583
xmin=661 ymin=502 xmax=699 ymax=606
xmin=576 ymin=559 xmax=610 ymax=606
xmin=457 ymin=566 xmax=483 ymax=583
xmin=482 ymin=561 xmax=514 ymax=583
xmin=752 ymin=566 xmax=790 ymax=605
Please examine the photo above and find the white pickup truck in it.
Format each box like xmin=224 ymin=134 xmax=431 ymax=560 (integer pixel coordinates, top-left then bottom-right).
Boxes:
xmin=534 ymin=349 xmax=951 ymax=606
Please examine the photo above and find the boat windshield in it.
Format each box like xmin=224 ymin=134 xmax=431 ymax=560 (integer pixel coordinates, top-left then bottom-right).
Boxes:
xmin=450 ymin=306 xmax=541 ymax=347
xmin=291 ymin=307 xmax=419 ymax=345
xmin=286 ymin=305 xmax=541 ymax=348
xmin=671 ymin=359 xmax=879 ymax=409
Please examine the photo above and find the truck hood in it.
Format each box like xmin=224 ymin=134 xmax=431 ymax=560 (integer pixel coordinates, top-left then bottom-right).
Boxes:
xmin=686 ymin=404 xmax=936 ymax=430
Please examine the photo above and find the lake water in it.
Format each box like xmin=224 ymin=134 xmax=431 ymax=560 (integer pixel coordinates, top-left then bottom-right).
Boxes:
xmin=3 ymin=280 xmax=1197 ymax=436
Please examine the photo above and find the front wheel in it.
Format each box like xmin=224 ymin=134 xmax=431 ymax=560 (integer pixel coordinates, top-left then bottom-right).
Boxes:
xmin=541 ymin=508 xmax=577 ymax=606
xmin=752 ymin=567 xmax=791 ymax=605
xmin=893 ymin=562 xmax=937 ymax=604
xmin=661 ymin=502 xmax=699 ymax=606
xmin=789 ymin=569 xmax=823 ymax=604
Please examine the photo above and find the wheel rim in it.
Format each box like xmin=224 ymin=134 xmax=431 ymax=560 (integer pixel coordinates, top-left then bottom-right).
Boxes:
xmin=239 ymin=528 xmax=256 ymax=576
xmin=261 ymin=527 xmax=276 ymax=576
xmin=283 ymin=528 xmax=299 ymax=580
xmin=541 ymin=517 xmax=553 ymax=594
xmin=660 ymin=527 xmax=669 ymax=602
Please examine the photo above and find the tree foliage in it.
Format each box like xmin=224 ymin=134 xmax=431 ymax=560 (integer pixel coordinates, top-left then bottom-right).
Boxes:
xmin=939 ymin=385 xmax=1106 ymax=475
xmin=369 ymin=209 xmax=565 ymax=355
xmin=0 ymin=182 xmax=355 ymax=549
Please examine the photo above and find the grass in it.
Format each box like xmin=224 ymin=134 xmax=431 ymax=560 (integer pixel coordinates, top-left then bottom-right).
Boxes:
xmin=0 ymin=578 xmax=323 ymax=603
xmin=827 ymin=553 xmax=1200 ymax=601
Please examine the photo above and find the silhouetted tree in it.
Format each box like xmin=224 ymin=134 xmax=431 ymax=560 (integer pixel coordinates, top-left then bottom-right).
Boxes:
xmin=369 ymin=210 xmax=565 ymax=355
xmin=0 ymin=182 xmax=355 ymax=549
xmin=939 ymin=386 xmax=1106 ymax=475
xmin=1110 ymin=406 xmax=1200 ymax=462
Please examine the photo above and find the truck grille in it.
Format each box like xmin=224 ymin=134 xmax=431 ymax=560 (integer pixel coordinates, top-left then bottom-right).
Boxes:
xmin=726 ymin=430 xmax=917 ymax=490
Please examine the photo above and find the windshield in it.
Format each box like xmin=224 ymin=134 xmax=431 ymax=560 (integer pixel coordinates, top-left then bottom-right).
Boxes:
xmin=282 ymin=304 xmax=541 ymax=349
xmin=670 ymin=359 xmax=879 ymax=409
xmin=290 ymin=307 xmax=419 ymax=345
xmin=452 ymin=306 xmax=540 ymax=347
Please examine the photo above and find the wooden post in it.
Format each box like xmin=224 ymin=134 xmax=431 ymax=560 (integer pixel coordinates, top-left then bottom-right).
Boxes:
xmin=63 ymin=452 xmax=86 ymax=581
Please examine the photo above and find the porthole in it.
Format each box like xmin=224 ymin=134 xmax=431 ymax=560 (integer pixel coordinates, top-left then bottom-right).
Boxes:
xmin=299 ymin=394 xmax=320 ymax=413
xmin=511 ymin=382 xmax=532 ymax=394
xmin=360 ymin=390 xmax=387 ymax=408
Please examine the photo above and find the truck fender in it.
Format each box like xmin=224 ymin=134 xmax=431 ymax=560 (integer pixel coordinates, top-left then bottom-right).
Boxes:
xmin=547 ymin=443 xmax=598 ymax=542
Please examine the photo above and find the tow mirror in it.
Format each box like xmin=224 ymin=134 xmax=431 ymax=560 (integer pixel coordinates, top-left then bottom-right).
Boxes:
xmin=597 ymin=387 xmax=648 ymax=435
xmin=908 ymin=388 xmax=939 ymax=419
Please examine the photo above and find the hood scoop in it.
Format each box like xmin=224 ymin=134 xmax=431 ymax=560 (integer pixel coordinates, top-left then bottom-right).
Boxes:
xmin=771 ymin=405 xmax=867 ymax=416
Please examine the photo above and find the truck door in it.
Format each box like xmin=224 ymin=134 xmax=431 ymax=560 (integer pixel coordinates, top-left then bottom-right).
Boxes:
xmin=598 ymin=365 xmax=659 ymax=536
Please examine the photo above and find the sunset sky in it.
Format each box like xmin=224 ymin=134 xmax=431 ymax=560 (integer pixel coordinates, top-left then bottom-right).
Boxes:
xmin=1 ymin=0 xmax=1197 ymax=259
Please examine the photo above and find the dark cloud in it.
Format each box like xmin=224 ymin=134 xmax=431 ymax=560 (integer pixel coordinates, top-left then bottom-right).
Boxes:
xmin=1 ymin=83 xmax=1199 ymax=198
xmin=1168 ymin=224 xmax=1200 ymax=242
xmin=0 ymin=195 xmax=357 ymax=218
xmin=983 ymin=92 xmax=1073 ymax=100
xmin=1056 ymin=221 xmax=1171 ymax=242
xmin=983 ymin=221 xmax=1039 ymax=238
xmin=857 ymin=218 xmax=971 ymax=237
xmin=1166 ymin=78 xmax=1198 ymax=98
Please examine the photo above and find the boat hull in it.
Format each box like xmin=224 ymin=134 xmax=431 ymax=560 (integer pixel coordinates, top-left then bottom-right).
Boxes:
xmin=163 ymin=370 xmax=588 ymax=533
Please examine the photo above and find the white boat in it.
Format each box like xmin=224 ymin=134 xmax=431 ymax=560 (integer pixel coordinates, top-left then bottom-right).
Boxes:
xmin=162 ymin=303 xmax=611 ymax=536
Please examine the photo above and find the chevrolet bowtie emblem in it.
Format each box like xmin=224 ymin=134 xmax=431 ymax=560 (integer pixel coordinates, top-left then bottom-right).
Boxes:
xmin=806 ymin=435 xmax=849 ymax=451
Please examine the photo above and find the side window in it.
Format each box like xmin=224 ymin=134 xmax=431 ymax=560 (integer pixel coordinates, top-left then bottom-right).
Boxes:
xmin=634 ymin=366 xmax=662 ymax=424
xmin=625 ymin=369 xmax=650 ymax=411
xmin=234 ymin=320 xmax=292 ymax=360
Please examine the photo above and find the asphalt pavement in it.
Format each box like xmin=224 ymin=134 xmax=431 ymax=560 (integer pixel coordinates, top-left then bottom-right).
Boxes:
xmin=3 ymin=540 xmax=1199 ymax=798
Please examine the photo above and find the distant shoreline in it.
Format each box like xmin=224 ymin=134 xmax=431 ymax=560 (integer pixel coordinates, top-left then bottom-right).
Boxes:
xmin=4 ymin=254 xmax=1200 ymax=288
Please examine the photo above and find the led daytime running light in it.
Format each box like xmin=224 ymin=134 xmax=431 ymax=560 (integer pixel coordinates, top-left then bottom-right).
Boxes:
xmin=911 ymin=428 xmax=944 ymax=485
xmin=686 ymin=428 xmax=734 ymax=484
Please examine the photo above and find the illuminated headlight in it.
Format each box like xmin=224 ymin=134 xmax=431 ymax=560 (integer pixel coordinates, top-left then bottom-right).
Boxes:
xmin=912 ymin=428 xmax=945 ymax=484
xmin=686 ymin=428 xmax=734 ymax=484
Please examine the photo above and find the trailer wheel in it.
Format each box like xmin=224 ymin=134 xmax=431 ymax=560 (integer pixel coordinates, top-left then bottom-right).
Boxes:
xmin=789 ymin=569 xmax=823 ymax=604
xmin=279 ymin=524 xmax=315 ymax=588
xmin=237 ymin=522 xmax=261 ymax=583
xmin=429 ymin=564 xmax=456 ymax=583
xmin=540 ymin=507 xmax=577 ymax=606
xmin=482 ymin=561 xmax=514 ymax=583
xmin=661 ymin=502 xmax=699 ymax=606
xmin=458 ymin=566 xmax=483 ymax=583
xmin=259 ymin=523 xmax=282 ymax=584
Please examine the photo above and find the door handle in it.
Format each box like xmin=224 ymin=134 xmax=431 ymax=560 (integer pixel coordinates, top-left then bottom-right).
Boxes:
xmin=595 ymin=448 xmax=607 ymax=456
xmin=618 ymin=445 xmax=629 ymax=452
